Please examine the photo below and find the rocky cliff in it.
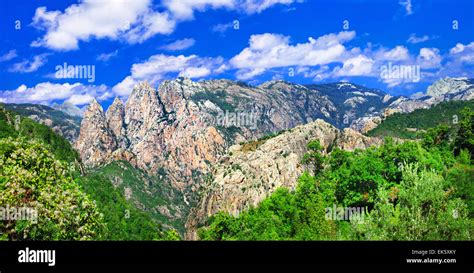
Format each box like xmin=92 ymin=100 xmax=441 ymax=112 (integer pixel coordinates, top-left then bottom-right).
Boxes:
xmin=187 ymin=119 xmax=383 ymax=239
xmin=75 ymin=99 xmax=117 ymax=167
xmin=75 ymin=78 xmax=393 ymax=191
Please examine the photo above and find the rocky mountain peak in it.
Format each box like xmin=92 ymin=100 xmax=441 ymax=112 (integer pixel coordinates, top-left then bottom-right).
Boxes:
xmin=75 ymin=77 xmax=397 ymax=173
xmin=427 ymin=77 xmax=473 ymax=97
xmin=110 ymin=96 xmax=124 ymax=107
xmin=125 ymin=82 xmax=165 ymax=144
xmin=259 ymin=80 xmax=305 ymax=91
xmin=126 ymin=81 xmax=156 ymax=103
xmin=106 ymin=97 xmax=127 ymax=148
xmin=75 ymin=98 xmax=117 ymax=167
xmin=107 ymin=97 xmax=125 ymax=120
xmin=86 ymin=98 xmax=103 ymax=115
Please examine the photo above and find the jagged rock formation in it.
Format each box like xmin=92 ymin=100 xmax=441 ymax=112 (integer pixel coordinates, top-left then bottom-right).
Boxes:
xmin=335 ymin=128 xmax=383 ymax=150
xmin=75 ymin=99 xmax=117 ymax=167
xmin=198 ymin=120 xmax=338 ymax=217
xmin=187 ymin=119 xmax=383 ymax=239
xmin=75 ymin=78 xmax=394 ymax=190
xmin=350 ymin=116 xmax=382 ymax=134
xmin=106 ymin=97 xmax=128 ymax=149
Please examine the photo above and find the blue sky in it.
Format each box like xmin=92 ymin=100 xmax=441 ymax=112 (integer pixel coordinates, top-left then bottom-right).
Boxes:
xmin=0 ymin=0 xmax=473 ymax=108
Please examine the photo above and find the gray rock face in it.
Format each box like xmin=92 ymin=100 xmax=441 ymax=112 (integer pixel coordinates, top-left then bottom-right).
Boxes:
xmin=427 ymin=77 xmax=473 ymax=98
xmin=386 ymin=77 xmax=474 ymax=116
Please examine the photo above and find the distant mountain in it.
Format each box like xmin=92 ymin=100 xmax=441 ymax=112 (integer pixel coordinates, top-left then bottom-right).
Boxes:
xmin=52 ymin=101 xmax=84 ymax=118
xmin=427 ymin=77 xmax=474 ymax=98
xmin=306 ymin=82 xmax=396 ymax=128
xmin=385 ymin=77 xmax=473 ymax=115
xmin=0 ymin=104 xmax=79 ymax=163
xmin=352 ymin=77 xmax=474 ymax=133
xmin=367 ymin=99 xmax=474 ymax=139
xmin=1 ymin=103 xmax=82 ymax=142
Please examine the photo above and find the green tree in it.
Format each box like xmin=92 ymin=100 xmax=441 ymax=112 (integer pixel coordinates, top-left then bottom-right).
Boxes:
xmin=302 ymin=140 xmax=325 ymax=175
xmin=454 ymin=107 xmax=474 ymax=159
xmin=422 ymin=124 xmax=451 ymax=149
xmin=355 ymin=164 xmax=472 ymax=240
xmin=0 ymin=138 xmax=105 ymax=240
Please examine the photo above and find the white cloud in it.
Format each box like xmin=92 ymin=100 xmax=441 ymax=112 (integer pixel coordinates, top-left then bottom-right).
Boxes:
xmin=130 ymin=54 xmax=193 ymax=80
xmin=239 ymin=0 xmax=299 ymax=14
xmin=230 ymin=31 xmax=356 ymax=79
xmin=30 ymin=0 xmax=172 ymax=50
xmin=399 ymin=0 xmax=413 ymax=15
xmin=112 ymin=76 xmax=138 ymax=97
xmin=162 ymin=0 xmax=299 ymax=19
xmin=333 ymin=55 xmax=375 ymax=77
xmin=374 ymin=46 xmax=410 ymax=62
xmin=436 ymin=42 xmax=474 ymax=79
xmin=180 ymin=66 xmax=211 ymax=78
xmin=163 ymin=0 xmax=234 ymax=20
xmin=450 ymin=43 xmax=466 ymax=54
xmin=212 ymin=22 xmax=235 ymax=33
xmin=0 ymin=50 xmax=18 ymax=62
xmin=235 ymin=68 xmax=266 ymax=80
xmin=417 ymin=48 xmax=442 ymax=69
xmin=0 ymin=82 xmax=112 ymax=106
xmin=449 ymin=42 xmax=474 ymax=64
xmin=226 ymin=31 xmax=474 ymax=88
xmin=31 ymin=0 xmax=302 ymax=50
xmin=113 ymin=54 xmax=225 ymax=96
xmin=122 ymin=10 xmax=176 ymax=44
xmin=160 ymin=38 xmax=196 ymax=51
xmin=96 ymin=50 xmax=118 ymax=62
xmin=8 ymin=54 xmax=49 ymax=73
xmin=407 ymin=33 xmax=430 ymax=44
xmin=67 ymin=94 xmax=95 ymax=105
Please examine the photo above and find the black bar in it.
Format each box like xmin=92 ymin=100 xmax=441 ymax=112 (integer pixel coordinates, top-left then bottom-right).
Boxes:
xmin=0 ymin=241 xmax=472 ymax=271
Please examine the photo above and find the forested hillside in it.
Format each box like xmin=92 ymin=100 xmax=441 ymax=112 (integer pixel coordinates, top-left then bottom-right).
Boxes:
xmin=367 ymin=100 xmax=474 ymax=139
xmin=0 ymin=105 xmax=179 ymax=240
